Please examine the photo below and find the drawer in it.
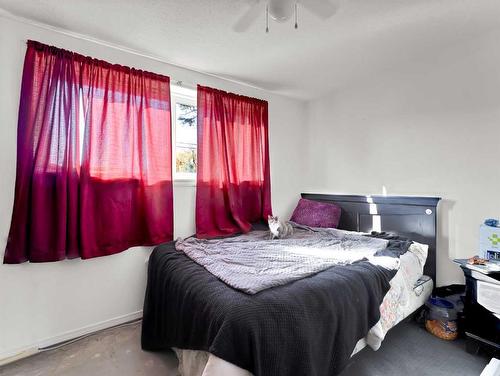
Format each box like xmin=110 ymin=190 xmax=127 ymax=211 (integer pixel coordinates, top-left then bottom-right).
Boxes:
xmin=477 ymin=280 xmax=500 ymax=315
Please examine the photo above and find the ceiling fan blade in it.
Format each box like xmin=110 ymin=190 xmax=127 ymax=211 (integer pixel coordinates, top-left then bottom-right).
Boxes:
xmin=300 ymin=0 xmax=338 ymax=19
xmin=233 ymin=2 xmax=263 ymax=32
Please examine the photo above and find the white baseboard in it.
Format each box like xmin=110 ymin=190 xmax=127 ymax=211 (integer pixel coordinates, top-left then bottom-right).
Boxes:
xmin=0 ymin=310 xmax=143 ymax=367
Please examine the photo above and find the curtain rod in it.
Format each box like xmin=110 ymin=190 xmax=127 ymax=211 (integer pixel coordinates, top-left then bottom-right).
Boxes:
xmin=171 ymin=80 xmax=197 ymax=90
xmin=0 ymin=8 xmax=264 ymax=94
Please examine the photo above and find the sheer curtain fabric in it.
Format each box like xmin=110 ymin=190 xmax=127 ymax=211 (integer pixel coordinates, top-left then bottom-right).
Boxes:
xmin=196 ymin=85 xmax=272 ymax=238
xmin=4 ymin=41 xmax=173 ymax=263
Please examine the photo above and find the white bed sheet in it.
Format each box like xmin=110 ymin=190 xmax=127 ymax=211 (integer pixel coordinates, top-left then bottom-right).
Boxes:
xmin=174 ymin=245 xmax=433 ymax=376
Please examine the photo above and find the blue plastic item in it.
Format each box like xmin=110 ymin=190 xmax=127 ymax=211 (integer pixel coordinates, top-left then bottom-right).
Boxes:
xmin=429 ymin=297 xmax=454 ymax=309
xmin=484 ymin=218 xmax=499 ymax=227
xmin=426 ymin=297 xmax=457 ymax=320
xmin=425 ymin=296 xmax=459 ymax=340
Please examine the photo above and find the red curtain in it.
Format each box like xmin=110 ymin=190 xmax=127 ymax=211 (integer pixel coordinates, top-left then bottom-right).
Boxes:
xmin=79 ymin=54 xmax=173 ymax=259
xmin=196 ymin=85 xmax=272 ymax=238
xmin=4 ymin=41 xmax=173 ymax=263
xmin=4 ymin=41 xmax=81 ymax=263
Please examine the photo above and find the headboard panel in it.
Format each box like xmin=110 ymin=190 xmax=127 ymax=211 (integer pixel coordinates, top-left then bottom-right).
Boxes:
xmin=301 ymin=193 xmax=441 ymax=284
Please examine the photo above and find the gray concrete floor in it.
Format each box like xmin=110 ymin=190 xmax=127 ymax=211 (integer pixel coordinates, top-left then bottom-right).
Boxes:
xmin=0 ymin=322 xmax=179 ymax=376
xmin=0 ymin=321 xmax=490 ymax=376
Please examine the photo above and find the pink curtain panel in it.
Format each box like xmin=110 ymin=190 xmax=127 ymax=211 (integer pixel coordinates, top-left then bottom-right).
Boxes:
xmin=196 ymin=85 xmax=272 ymax=238
xmin=4 ymin=41 xmax=173 ymax=263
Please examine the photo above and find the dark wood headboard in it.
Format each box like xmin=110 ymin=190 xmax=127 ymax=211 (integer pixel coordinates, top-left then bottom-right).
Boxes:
xmin=301 ymin=193 xmax=441 ymax=284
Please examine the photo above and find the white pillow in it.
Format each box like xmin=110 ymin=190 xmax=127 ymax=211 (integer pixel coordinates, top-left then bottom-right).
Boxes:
xmin=408 ymin=241 xmax=429 ymax=274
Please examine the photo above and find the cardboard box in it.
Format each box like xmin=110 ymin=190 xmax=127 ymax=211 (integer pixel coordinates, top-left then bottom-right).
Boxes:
xmin=479 ymin=224 xmax=500 ymax=261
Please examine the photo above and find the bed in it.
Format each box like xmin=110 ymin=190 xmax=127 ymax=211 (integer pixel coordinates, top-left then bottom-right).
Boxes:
xmin=141 ymin=193 xmax=440 ymax=376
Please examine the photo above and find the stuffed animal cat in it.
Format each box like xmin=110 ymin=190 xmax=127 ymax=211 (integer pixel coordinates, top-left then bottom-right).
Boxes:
xmin=268 ymin=215 xmax=294 ymax=240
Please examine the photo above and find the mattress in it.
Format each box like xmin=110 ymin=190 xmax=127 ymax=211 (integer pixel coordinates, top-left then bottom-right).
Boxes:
xmin=173 ymin=247 xmax=433 ymax=376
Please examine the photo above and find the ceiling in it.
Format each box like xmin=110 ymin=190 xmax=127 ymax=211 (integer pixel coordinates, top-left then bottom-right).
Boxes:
xmin=0 ymin=0 xmax=499 ymax=100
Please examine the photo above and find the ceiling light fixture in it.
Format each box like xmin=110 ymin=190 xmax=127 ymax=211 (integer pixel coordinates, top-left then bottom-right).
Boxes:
xmin=233 ymin=0 xmax=338 ymax=33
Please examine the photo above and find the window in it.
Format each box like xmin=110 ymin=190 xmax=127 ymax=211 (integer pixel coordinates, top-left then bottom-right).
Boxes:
xmin=171 ymin=84 xmax=197 ymax=181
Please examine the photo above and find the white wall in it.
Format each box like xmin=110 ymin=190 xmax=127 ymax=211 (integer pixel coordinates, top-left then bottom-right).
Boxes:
xmin=0 ymin=16 xmax=307 ymax=360
xmin=305 ymin=27 xmax=500 ymax=287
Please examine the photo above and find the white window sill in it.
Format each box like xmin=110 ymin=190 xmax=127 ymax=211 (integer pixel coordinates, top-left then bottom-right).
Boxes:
xmin=174 ymin=179 xmax=196 ymax=187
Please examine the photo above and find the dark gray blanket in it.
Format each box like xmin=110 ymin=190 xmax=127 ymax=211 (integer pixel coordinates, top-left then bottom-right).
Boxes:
xmin=141 ymin=241 xmax=396 ymax=376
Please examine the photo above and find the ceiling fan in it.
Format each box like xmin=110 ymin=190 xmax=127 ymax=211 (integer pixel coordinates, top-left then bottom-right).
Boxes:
xmin=233 ymin=0 xmax=339 ymax=33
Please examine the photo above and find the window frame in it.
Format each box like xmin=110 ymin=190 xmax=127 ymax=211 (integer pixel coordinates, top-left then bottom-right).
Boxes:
xmin=171 ymin=85 xmax=197 ymax=184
